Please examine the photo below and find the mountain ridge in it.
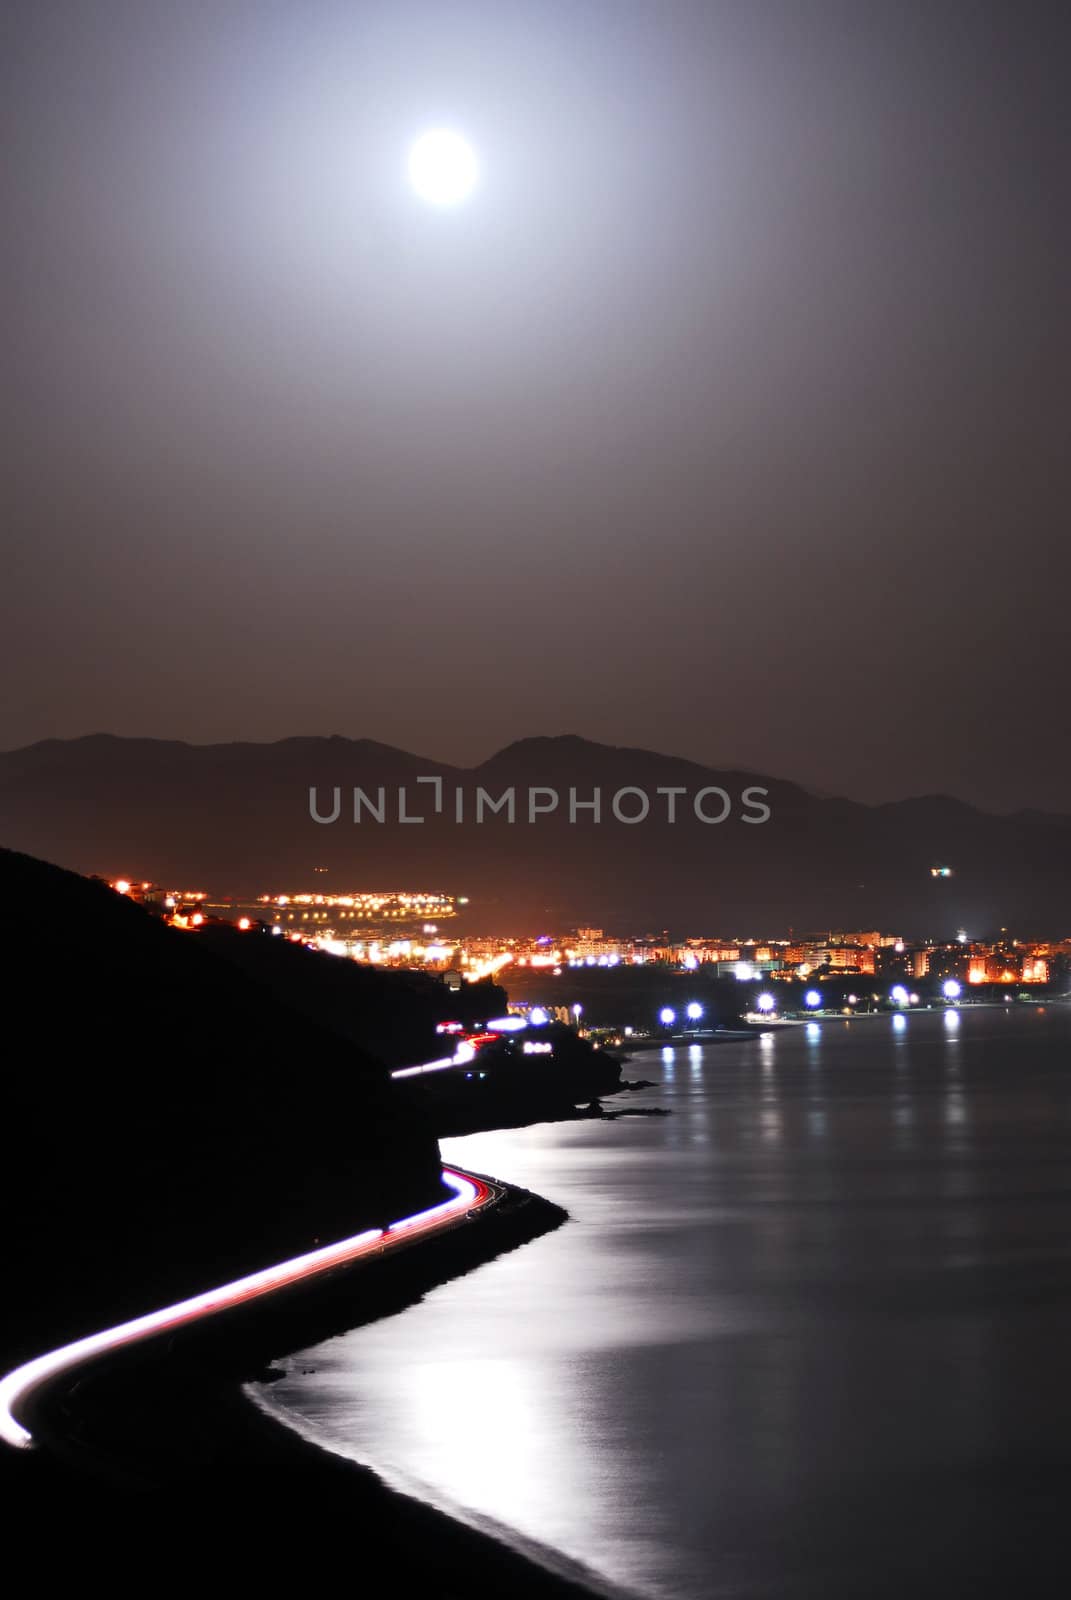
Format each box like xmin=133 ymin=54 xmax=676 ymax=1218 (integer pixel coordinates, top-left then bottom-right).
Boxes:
xmin=4 ymin=731 xmax=1054 ymax=821
xmin=1 ymin=734 xmax=1067 ymax=934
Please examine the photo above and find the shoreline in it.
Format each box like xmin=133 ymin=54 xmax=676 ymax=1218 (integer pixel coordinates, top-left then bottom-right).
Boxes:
xmin=8 ymin=1167 xmax=622 ymax=1596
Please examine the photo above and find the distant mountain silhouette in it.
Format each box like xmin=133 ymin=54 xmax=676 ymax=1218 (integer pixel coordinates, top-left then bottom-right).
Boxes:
xmin=1 ymin=734 xmax=1068 ymax=936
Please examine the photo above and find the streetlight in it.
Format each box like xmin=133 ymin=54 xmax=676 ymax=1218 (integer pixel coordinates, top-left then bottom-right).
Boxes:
xmin=804 ymin=989 xmax=822 ymax=1009
xmin=659 ymin=1007 xmax=676 ymax=1028
xmin=685 ymin=1002 xmax=703 ymax=1023
xmin=890 ymin=985 xmax=909 ymax=1006
xmin=943 ymin=979 xmax=961 ymax=1000
xmin=756 ymin=993 xmax=775 ymax=1014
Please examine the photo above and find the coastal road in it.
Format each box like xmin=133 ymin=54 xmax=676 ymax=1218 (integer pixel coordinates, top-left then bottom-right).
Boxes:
xmin=0 ymin=1164 xmax=496 ymax=1451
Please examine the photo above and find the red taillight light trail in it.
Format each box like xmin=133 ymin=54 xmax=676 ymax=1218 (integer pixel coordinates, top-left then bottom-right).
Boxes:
xmin=0 ymin=1167 xmax=491 ymax=1451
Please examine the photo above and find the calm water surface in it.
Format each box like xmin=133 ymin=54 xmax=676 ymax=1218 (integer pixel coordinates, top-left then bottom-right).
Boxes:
xmin=254 ymin=1007 xmax=1071 ymax=1598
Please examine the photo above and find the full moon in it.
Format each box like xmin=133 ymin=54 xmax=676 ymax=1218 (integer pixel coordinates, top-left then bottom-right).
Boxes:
xmin=408 ymin=129 xmax=479 ymax=207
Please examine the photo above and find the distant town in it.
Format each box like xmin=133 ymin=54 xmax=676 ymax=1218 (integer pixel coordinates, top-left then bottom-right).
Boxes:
xmin=107 ymin=878 xmax=1068 ymax=1037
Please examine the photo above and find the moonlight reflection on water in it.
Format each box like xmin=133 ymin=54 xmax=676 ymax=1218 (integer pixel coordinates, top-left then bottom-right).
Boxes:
xmin=256 ymin=1007 xmax=1071 ymax=1600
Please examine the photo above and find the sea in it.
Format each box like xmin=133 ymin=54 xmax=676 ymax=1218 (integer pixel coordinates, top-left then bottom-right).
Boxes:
xmin=252 ymin=1004 xmax=1071 ymax=1598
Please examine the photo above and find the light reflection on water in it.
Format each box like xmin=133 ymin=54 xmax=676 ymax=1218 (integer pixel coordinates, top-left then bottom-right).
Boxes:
xmin=256 ymin=1007 xmax=1071 ymax=1600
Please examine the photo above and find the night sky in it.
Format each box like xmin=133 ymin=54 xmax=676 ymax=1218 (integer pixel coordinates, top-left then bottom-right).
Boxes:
xmin=3 ymin=1 xmax=1068 ymax=812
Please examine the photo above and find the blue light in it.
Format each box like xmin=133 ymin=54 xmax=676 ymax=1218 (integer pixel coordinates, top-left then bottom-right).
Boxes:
xmin=659 ymin=1007 xmax=676 ymax=1027
xmin=942 ymin=979 xmax=962 ymax=1000
xmin=804 ymin=989 xmax=822 ymax=1009
xmin=685 ymin=1001 xmax=703 ymax=1021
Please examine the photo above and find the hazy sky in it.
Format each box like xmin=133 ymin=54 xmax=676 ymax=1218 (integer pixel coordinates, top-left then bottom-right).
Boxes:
xmin=3 ymin=1 xmax=1068 ymax=811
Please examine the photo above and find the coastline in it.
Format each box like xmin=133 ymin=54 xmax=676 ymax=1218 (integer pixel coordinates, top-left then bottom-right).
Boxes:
xmin=6 ymin=1168 xmax=623 ymax=1596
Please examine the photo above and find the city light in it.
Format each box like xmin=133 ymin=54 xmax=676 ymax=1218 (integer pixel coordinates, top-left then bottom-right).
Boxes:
xmin=685 ymin=1002 xmax=703 ymax=1021
xmin=804 ymin=989 xmax=822 ymax=1008
xmin=756 ymin=993 xmax=775 ymax=1013
xmin=734 ymin=963 xmax=754 ymax=981
xmin=466 ymin=952 xmax=514 ymax=982
xmin=528 ymin=1007 xmax=550 ymax=1026
xmin=113 ymin=879 xmax=131 ymax=896
xmin=659 ymin=1007 xmax=676 ymax=1027
xmin=890 ymin=985 xmax=909 ymax=1005
xmin=943 ymin=979 xmax=962 ymax=1000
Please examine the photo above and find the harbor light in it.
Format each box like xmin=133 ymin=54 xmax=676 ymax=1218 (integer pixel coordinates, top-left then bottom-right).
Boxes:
xmin=659 ymin=1007 xmax=676 ymax=1027
xmin=943 ymin=979 xmax=962 ymax=1000
xmin=756 ymin=993 xmax=775 ymax=1013
xmin=804 ymin=989 xmax=822 ymax=1009
xmin=890 ymin=985 xmax=909 ymax=1005
xmin=685 ymin=1002 xmax=703 ymax=1022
